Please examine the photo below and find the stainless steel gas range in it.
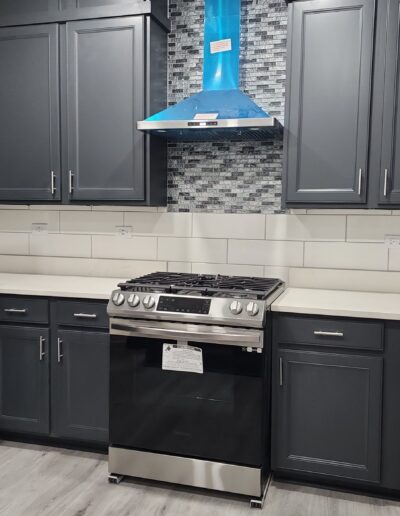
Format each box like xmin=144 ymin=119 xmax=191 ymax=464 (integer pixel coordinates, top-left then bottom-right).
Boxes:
xmin=107 ymin=272 xmax=285 ymax=508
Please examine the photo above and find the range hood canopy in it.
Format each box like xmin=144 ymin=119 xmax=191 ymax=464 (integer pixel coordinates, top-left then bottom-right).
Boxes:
xmin=137 ymin=0 xmax=283 ymax=142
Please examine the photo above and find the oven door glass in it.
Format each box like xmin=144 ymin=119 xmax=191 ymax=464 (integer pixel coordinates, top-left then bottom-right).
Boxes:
xmin=110 ymin=331 xmax=267 ymax=467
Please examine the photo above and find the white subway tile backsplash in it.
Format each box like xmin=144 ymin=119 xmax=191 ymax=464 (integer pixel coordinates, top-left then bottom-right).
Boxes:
xmin=389 ymin=249 xmax=400 ymax=271
xmin=92 ymin=235 xmax=157 ymax=260
xmin=263 ymin=266 xmax=290 ymax=282
xmin=0 ymin=210 xmax=59 ymax=232
xmin=60 ymin=211 xmax=123 ymax=234
xmin=167 ymin=261 xmax=192 ymax=273
xmin=289 ymin=267 xmax=400 ymax=293
xmin=347 ymin=215 xmax=400 ymax=242
xmin=192 ymin=214 xmax=265 ymax=239
xmin=0 ymin=233 xmax=29 ymax=255
xmin=304 ymin=242 xmax=388 ymax=271
xmin=266 ymin=214 xmax=346 ymax=241
xmin=191 ymin=262 xmax=264 ymax=276
xmin=158 ymin=238 xmax=227 ymax=263
xmin=29 ymin=205 xmax=92 ymax=211
xmin=228 ymin=240 xmax=304 ymax=267
xmin=124 ymin=212 xmax=192 ymax=237
xmin=0 ymin=205 xmax=29 ymax=210
xmin=0 ymin=255 xmax=166 ymax=277
xmin=30 ymin=233 xmax=92 ymax=258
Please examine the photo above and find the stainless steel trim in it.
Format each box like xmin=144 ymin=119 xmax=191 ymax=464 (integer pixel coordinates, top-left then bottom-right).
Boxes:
xmin=314 ymin=331 xmax=344 ymax=338
xmin=73 ymin=313 xmax=97 ymax=319
xmin=51 ymin=171 xmax=56 ymax=196
xmin=110 ymin=318 xmax=263 ymax=348
xmin=279 ymin=357 xmax=283 ymax=387
xmin=108 ymin=447 xmax=262 ymax=497
xmin=57 ymin=338 xmax=63 ymax=363
xmin=137 ymin=117 xmax=281 ymax=131
xmin=4 ymin=308 xmax=27 ymax=314
xmin=358 ymin=168 xmax=363 ymax=195
xmin=384 ymin=168 xmax=389 ymax=197
xmin=39 ymin=336 xmax=45 ymax=361
xmin=68 ymin=171 xmax=74 ymax=194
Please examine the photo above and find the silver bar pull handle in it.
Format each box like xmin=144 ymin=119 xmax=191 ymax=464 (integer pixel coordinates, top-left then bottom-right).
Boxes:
xmin=279 ymin=357 xmax=283 ymax=387
xmin=314 ymin=331 xmax=344 ymax=338
xmin=57 ymin=338 xmax=63 ymax=363
xmin=384 ymin=168 xmax=389 ymax=197
xmin=73 ymin=313 xmax=97 ymax=319
xmin=69 ymin=171 xmax=74 ymax=194
xmin=4 ymin=308 xmax=27 ymax=314
xmin=358 ymin=168 xmax=363 ymax=195
xmin=51 ymin=171 xmax=56 ymax=196
xmin=39 ymin=336 xmax=45 ymax=361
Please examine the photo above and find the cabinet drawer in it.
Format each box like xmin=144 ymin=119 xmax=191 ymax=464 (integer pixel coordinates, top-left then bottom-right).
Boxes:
xmin=0 ymin=296 xmax=48 ymax=324
xmin=275 ymin=314 xmax=383 ymax=351
xmin=55 ymin=301 xmax=108 ymax=328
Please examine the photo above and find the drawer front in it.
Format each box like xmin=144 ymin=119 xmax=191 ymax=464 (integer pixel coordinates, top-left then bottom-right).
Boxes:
xmin=0 ymin=296 xmax=48 ymax=324
xmin=55 ymin=300 xmax=108 ymax=328
xmin=275 ymin=314 xmax=383 ymax=351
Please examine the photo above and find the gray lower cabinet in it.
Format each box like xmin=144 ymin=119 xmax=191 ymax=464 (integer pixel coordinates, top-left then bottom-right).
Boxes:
xmin=0 ymin=24 xmax=61 ymax=201
xmin=51 ymin=329 xmax=109 ymax=443
xmin=0 ymin=326 xmax=50 ymax=435
xmin=63 ymin=17 xmax=145 ymax=202
xmin=284 ymin=0 xmax=375 ymax=205
xmin=273 ymin=349 xmax=382 ymax=482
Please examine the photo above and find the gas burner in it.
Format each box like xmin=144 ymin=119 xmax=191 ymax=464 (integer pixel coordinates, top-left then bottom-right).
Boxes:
xmin=119 ymin=272 xmax=283 ymax=301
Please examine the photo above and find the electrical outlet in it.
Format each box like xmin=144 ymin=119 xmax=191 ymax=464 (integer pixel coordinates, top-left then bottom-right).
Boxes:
xmin=31 ymin=223 xmax=49 ymax=233
xmin=116 ymin=225 xmax=133 ymax=238
xmin=385 ymin=235 xmax=400 ymax=248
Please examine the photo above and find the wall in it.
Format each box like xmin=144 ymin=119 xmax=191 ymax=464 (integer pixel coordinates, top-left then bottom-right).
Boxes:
xmin=167 ymin=0 xmax=287 ymax=213
xmin=0 ymin=206 xmax=399 ymax=293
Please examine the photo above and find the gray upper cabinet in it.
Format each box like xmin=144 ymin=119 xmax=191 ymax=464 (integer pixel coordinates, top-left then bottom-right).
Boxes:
xmin=284 ymin=0 xmax=375 ymax=205
xmin=376 ymin=0 xmax=400 ymax=205
xmin=0 ymin=24 xmax=61 ymax=201
xmin=0 ymin=326 xmax=50 ymax=435
xmin=0 ymin=0 xmax=58 ymax=18
xmin=63 ymin=17 xmax=145 ymax=202
xmin=273 ymin=348 xmax=382 ymax=483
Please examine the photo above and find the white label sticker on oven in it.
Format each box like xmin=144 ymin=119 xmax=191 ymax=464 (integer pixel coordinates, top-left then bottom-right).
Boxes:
xmin=162 ymin=344 xmax=203 ymax=374
xmin=210 ymin=38 xmax=232 ymax=55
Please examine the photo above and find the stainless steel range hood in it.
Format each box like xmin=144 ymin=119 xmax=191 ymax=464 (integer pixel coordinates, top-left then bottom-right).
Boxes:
xmin=137 ymin=0 xmax=282 ymax=142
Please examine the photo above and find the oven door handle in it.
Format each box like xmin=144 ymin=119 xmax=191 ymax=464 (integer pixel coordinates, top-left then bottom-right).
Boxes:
xmin=110 ymin=320 xmax=263 ymax=348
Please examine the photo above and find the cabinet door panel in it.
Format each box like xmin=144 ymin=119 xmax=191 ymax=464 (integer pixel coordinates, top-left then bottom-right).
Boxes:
xmin=52 ymin=329 xmax=109 ymax=443
xmin=285 ymin=0 xmax=374 ymax=204
xmin=64 ymin=17 xmax=145 ymax=202
xmin=0 ymin=25 xmax=60 ymax=201
xmin=0 ymin=0 xmax=56 ymax=16
xmin=273 ymin=349 xmax=382 ymax=482
xmin=0 ymin=327 xmax=49 ymax=435
xmin=379 ymin=0 xmax=400 ymax=204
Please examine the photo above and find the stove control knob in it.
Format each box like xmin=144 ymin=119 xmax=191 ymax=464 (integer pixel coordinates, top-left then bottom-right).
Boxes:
xmin=230 ymin=300 xmax=243 ymax=315
xmin=246 ymin=302 xmax=259 ymax=316
xmin=112 ymin=292 xmax=125 ymax=306
xmin=127 ymin=294 xmax=140 ymax=308
xmin=143 ymin=295 xmax=156 ymax=309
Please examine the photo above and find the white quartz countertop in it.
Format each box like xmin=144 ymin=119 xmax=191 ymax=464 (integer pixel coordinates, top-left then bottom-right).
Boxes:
xmin=0 ymin=273 xmax=122 ymax=300
xmin=272 ymin=288 xmax=400 ymax=321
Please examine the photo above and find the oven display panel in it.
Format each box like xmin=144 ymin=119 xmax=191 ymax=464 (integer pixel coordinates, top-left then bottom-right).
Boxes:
xmin=157 ymin=296 xmax=211 ymax=315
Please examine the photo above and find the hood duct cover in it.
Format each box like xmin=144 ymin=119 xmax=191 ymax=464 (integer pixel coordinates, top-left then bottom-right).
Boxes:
xmin=137 ymin=0 xmax=283 ymax=142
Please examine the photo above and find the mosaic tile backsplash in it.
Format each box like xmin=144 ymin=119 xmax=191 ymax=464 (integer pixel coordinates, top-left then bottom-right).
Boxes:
xmin=167 ymin=0 xmax=288 ymax=213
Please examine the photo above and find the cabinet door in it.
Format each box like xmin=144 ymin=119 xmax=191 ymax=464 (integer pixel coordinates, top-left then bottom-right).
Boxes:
xmin=284 ymin=0 xmax=374 ymax=204
xmin=64 ymin=17 xmax=145 ymax=202
xmin=378 ymin=0 xmax=400 ymax=205
xmin=273 ymin=349 xmax=382 ymax=482
xmin=382 ymin=323 xmax=400 ymax=489
xmin=0 ymin=0 xmax=58 ymax=18
xmin=0 ymin=25 xmax=61 ymax=201
xmin=52 ymin=329 xmax=109 ymax=443
xmin=0 ymin=327 xmax=49 ymax=435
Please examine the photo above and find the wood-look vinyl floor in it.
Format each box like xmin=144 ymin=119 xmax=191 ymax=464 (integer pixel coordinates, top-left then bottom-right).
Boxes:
xmin=0 ymin=441 xmax=400 ymax=516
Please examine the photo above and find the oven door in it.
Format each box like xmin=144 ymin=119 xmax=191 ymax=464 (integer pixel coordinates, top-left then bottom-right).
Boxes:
xmin=109 ymin=318 xmax=268 ymax=468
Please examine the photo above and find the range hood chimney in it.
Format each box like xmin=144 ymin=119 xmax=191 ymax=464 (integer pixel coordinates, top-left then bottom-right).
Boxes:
xmin=137 ymin=0 xmax=283 ymax=142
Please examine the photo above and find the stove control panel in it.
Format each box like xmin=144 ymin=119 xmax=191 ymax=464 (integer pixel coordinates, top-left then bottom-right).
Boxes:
xmin=157 ymin=296 xmax=211 ymax=315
